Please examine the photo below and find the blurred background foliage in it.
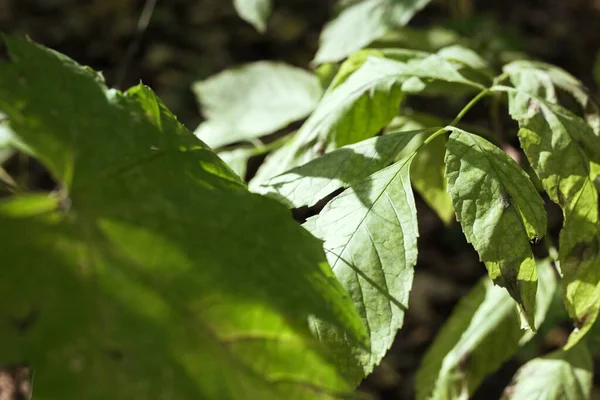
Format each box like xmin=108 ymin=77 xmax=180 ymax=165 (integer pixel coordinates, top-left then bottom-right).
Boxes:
xmin=2 ymin=0 xmax=600 ymax=399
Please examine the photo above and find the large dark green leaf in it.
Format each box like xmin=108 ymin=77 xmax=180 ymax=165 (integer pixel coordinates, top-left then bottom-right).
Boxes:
xmin=0 ymin=37 xmax=367 ymax=400
xmin=445 ymin=128 xmax=547 ymax=328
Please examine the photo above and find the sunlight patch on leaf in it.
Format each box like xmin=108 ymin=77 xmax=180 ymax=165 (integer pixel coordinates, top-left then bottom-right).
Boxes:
xmin=0 ymin=37 xmax=367 ymax=400
xmin=502 ymin=81 xmax=600 ymax=347
xmin=255 ymin=128 xmax=431 ymax=208
xmin=253 ymin=54 xmax=485 ymax=186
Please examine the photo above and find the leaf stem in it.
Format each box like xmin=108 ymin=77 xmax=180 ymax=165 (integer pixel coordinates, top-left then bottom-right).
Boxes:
xmin=449 ymin=88 xmax=491 ymax=127
xmin=415 ymin=89 xmax=494 ymax=152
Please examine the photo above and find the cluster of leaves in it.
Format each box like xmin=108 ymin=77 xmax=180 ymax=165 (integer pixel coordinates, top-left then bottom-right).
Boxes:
xmin=217 ymin=0 xmax=600 ymax=398
xmin=1 ymin=1 xmax=600 ymax=399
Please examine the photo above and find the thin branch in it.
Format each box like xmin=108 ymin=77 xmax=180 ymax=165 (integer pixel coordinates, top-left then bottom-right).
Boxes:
xmin=115 ymin=0 xmax=158 ymax=89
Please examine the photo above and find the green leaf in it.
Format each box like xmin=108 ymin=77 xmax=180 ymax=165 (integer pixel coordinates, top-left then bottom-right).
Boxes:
xmin=411 ymin=133 xmax=454 ymax=224
xmin=328 ymin=49 xmax=386 ymax=90
xmin=505 ymin=60 xmax=600 ymax=135
xmin=217 ymin=147 xmax=256 ymax=180
xmin=384 ymin=113 xmax=455 ymax=224
xmin=445 ymin=127 xmax=547 ymax=329
xmin=314 ymin=0 xmax=433 ymax=64
xmin=503 ymin=82 xmax=600 ymax=346
xmin=0 ymin=36 xmax=368 ymax=400
xmin=193 ymin=61 xmax=322 ymax=148
xmin=233 ymin=0 xmax=272 ymax=32
xmin=255 ymin=128 xmax=430 ymax=208
xmin=502 ymin=342 xmax=593 ymax=400
xmin=303 ymin=153 xmax=420 ymax=384
xmin=436 ymin=45 xmax=491 ymax=75
xmin=253 ymin=54 xmax=485 ymax=185
xmin=416 ymin=259 xmax=557 ymax=400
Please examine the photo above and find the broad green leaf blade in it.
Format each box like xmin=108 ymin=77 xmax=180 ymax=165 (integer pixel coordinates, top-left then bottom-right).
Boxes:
xmin=0 ymin=37 xmax=367 ymax=400
xmin=502 ymin=342 xmax=593 ymax=400
xmin=412 ymin=133 xmax=454 ymax=224
xmin=445 ymin=128 xmax=547 ymax=328
xmin=233 ymin=0 xmax=272 ymax=33
xmin=303 ymin=155 xmax=419 ymax=384
xmin=503 ymin=83 xmax=600 ymax=347
xmin=255 ymin=128 xmax=431 ymax=208
xmin=505 ymin=60 xmax=600 ymax=135
xmin=416 ymin=259 xmax=557 ymax=400
xmin=193 ymin=62 xmax=322 ymax=148
xmin=313 ymin=0 xmax=432 ymax=64
xmin=253 ymin=55 xmax=485 ymax=185
xmin=436 ymin=45 xmax=491 ymax=76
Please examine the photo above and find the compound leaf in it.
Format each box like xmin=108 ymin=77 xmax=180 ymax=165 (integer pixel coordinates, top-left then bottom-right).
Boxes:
xmin=0 ymin=36 xmax=367 ymax=400
xmin=233 ymin=0 xmax=272 ymax=32
xmin=303 ymin=154 xmax=419 ymax=384
xmin=504 ymin=81 xmax=600 ymax=346
xmin=416 ymin=259 xmax=557 ymax=400
xmin=502 ymin=342 xmax=593 ymax=400
xmin=314 ymin=0 xmax=432 ymax=64
xmin=445 ymin=128 xmax=547 ymax=329
xmin=253 ymin=54 xmax=485 ymax=185
xmin=193 ymin=61 xmax=322 ymax=148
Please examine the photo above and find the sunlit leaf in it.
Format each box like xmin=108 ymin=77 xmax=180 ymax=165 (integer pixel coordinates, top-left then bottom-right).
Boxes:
xmin=503 ymin=81 xmax=600 ymax=346
xmin=502 ymin=342 xmax=593 ymax=400
xmin=416 ymin=259 xmax=557 ymax=400
xmin=314 ymin=0 xmax=432 ymax=64
xmin=304 ymin=154 xmax=419 ymax=384
xmin=253 ymin=54 xmax=485 ymax=186
xmin=505 ymin=60 xmax=600 ymax=135
xmin=255 ymin=128 xmax=430 ymax=208
xmin=233 ymin=0 xmax=272 ymax=32
xmin=445 ymin=127 xmax=547 ymax=328
xmin=193 ymin=62 xmax=322 ymax=148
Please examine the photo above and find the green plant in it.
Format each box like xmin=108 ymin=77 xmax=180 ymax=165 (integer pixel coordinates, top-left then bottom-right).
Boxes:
xmin=2 ymin=1 xmax=600 ymax=399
